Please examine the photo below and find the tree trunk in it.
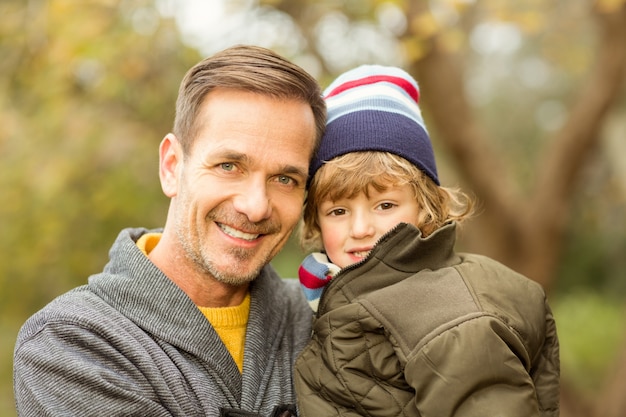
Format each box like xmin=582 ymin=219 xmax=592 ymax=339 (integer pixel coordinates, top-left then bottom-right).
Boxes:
xmin=406 ymin=2 xmax=626 ymax=293
xmin=404 ymin=1 xmax=626 ymax=415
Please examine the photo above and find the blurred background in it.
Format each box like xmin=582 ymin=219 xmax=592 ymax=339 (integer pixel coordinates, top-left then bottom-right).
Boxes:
xmin=1 ymin=0 xmax=625 ymax=416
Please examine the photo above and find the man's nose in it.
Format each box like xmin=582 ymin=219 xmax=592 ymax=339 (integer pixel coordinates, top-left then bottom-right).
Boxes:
xmin=232 ymin=178 xmax=272 ymax=223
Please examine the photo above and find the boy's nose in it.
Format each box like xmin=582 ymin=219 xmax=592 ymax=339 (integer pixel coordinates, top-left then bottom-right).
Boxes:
xmin=350 ymin=213 xmax=375 ymax=239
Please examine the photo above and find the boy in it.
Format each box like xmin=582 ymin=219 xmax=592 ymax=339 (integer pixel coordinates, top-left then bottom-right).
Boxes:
xmin=294 ymin=65 xmax=559 ymax=417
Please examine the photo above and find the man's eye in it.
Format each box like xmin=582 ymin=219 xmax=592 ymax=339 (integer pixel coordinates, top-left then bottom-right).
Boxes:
xmin=220 ymin=162 xmax=235 ymax=171
xmin=275 ymin=175 xmax=297 ymax=186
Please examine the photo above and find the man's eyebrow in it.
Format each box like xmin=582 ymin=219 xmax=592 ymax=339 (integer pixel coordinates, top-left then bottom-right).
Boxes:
xmin=281 ymin=165 xmax=308 ymax=180
xmin=212 ymin=149 xmax=307 ymax=179
xmin=214 ymin=150 xmax=249 ymax=162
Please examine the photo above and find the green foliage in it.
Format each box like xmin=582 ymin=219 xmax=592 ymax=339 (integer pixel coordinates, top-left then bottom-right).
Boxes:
xmin=0 ymin=1 xmax=201 ymax=414
xmin=553 ymin=291 xmax=625 ymax=394
xmin=556 ymin=161 xmax=626 ymax=296
xmin=271 ymin=231 xmax=307 ymax=279
xmin=1 ymin=0 xmax=197 ymax=312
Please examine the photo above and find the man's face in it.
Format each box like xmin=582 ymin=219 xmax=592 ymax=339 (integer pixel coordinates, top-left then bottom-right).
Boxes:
xmin=163 ymin=88 xmax=316 ymax=286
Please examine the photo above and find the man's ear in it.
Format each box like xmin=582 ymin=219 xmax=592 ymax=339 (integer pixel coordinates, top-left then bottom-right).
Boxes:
xmin=159 ymin=133 xmax=182 ymax=197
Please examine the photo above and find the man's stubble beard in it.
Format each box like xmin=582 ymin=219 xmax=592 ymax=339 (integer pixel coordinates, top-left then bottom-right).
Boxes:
xmin=177 ymin=228 xmax=270 ymax=286
xmin=175 ymin=205 xmax=284 ymax=286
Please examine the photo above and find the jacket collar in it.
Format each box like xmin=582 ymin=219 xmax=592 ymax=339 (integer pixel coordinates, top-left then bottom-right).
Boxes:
xmin=317 ymin=222 xmax=461 ymax=314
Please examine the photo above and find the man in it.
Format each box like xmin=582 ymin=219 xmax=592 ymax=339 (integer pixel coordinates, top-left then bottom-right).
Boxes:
xmin=14 ymin=45 xmax=326 ymax=417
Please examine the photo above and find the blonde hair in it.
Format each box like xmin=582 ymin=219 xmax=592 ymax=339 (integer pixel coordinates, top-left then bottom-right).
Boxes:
xmin=300 ymin=152 xmax=475 ymax=251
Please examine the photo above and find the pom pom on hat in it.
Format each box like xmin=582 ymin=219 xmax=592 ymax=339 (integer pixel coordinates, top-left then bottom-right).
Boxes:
xmin=311 ymin=65 xmax=439 ymax=185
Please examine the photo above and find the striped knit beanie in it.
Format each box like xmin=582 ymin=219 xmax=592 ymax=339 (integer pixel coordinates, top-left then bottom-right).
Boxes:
xmin=310 ymin=65 xmax=439 ymax=185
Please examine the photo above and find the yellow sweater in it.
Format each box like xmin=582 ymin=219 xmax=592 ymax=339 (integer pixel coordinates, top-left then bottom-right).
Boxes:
xmin=136 ymin=233 xmax=248 ymax=372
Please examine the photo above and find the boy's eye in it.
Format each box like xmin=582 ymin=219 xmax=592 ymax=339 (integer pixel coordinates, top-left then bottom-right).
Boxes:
xmin=329 ymin=208 xmax=346 ymax=216
xmin=378 ymin=202 xmax=395 ymax=210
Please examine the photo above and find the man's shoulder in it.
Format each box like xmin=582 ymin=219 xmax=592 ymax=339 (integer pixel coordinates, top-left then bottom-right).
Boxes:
xmin=31 ymin=284 xmax=102 ymax=313
xmin=16 ymin=285 xmax=110 ymax=341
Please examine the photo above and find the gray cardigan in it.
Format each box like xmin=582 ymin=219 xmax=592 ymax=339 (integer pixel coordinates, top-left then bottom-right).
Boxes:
xmin=14 ymin=227 xmax=312 ymax=416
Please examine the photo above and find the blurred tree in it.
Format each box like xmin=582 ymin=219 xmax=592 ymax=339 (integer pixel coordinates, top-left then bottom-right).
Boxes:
xmin=265 ymin=0 xmax=626 ymax=292
xmin=0 ymin=0 xmax=200 ymax=413
xmin=0 ymin=0 xmax=199 ymax=315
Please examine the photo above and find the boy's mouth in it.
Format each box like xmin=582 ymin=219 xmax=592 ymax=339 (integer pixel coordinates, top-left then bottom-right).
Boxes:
xmin=351 ymin=250 xmax=371 ymax=258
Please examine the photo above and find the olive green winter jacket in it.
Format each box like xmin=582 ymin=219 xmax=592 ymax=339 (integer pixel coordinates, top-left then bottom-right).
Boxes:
xmin=294 ymin=222 xmax=559 ymax=417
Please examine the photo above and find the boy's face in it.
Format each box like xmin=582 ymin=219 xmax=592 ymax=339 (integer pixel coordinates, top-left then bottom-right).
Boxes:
xmin=317 ymin=183 xmax=420 ymax=268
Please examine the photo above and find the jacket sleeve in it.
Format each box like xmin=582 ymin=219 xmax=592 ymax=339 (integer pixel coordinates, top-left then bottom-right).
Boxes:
xmin=14 ymin=319 xmax=179 ymax=417
xmin=404 ymin=314 xmax=542 ymax=417
xmin=294 ymin=303 xmax=414 ymax=417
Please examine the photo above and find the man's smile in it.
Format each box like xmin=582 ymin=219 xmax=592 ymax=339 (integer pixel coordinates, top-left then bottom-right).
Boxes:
xmin=218 ymin=223 xmax=261 ymax=241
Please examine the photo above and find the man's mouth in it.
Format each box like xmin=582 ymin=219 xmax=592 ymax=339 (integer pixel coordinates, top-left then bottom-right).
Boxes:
xmin=218 ymin=223 xmax=260 ymax=241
